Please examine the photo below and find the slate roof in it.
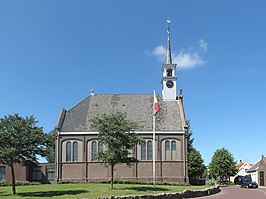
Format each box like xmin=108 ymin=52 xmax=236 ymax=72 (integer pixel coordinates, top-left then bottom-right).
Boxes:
xmin=247 ymin=161 xmax=260 ymax=172
xmin=247 ymin=157 xmax=266 ymax=172
xmin=57 ymin=94 xmax=186 ymax=132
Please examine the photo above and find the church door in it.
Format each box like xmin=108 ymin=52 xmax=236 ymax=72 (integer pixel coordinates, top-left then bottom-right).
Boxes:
xmin=259 ymin=171 xmax=264 ymax=186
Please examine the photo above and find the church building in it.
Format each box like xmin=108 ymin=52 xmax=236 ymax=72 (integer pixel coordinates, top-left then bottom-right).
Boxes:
xmin=55 ymin=26 xmax=189 ymax=183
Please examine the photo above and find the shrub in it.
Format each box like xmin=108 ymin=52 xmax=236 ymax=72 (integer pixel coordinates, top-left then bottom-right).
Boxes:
xmin=0 ymin=181 xmax=41 ymax=187
xmin=0 ymin=181 xmax=11 ymax=186
xmin=206 ymin=179 xmax=217 ymax=186
xmin=16 ymin=181 xmax=41 ymax=186
xmin=58 ymin=179 xmax=190 ymax=186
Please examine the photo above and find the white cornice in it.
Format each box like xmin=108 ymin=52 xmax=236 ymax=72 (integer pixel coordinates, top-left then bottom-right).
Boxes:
xmin=58 ymin=131 xmax=186 ymax=135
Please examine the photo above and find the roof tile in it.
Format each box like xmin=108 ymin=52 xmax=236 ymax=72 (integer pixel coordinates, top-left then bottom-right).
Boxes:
xmin=60 ymin=94 xmax=184 ymax=132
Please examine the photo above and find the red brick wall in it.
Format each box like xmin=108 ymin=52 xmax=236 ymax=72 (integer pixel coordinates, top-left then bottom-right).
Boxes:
xmin=61 ymin=163 xmax=86 ymax=181
xmin=0 ymin=163 xmax=28 ymax=181
xmin=56 ymin=133 xmax=188 ymax=183
xmin=87 ymin=163 xmax=110 ymax=180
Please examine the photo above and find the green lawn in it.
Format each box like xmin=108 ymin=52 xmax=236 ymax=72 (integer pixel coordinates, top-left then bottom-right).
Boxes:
xmin=0 ymin=183 xmax=210 ymax=199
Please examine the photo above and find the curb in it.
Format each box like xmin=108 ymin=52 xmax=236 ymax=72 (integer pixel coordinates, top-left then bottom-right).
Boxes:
xmin=98 ymin=186 xmax=221 ymax=199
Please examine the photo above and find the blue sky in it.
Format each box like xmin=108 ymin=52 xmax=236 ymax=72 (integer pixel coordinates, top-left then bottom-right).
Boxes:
xmin=0 ymin=1 xmax=266 ymax=165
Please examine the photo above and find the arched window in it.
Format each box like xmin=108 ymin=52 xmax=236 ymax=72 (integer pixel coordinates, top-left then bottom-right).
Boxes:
xmin=165 ymin=140 xmax=170 ymax=150
xmin=162 ymin=139 xmax=181 ymax=161
xmin=98 ymin=141 xmax=104 ymax=153
xmin=72 ymin=141 xmax=78 ymax=161
xmin=167 ymin=68 xmax=172 ymax=76
xmin=171 ymin=140 xmax=176 ymax=150
xmin=165 ymin=140 xmax=170 ymax=160
xmin=66 ymin=141 xmax=71 ymax=162
xmin=147 ymin=140 xmax=153 ymax=160
xmin=91 ymin=141 xmax=97 ymax=161
xmin=171 ymin=140 xmax=176 ymax=160
xmin=89 ymin=140 xmax=106 ymax=162
xmin=63 ymin=140 xmax=82 ymax=162
xmin=98 ymin=141 xmax=104 ymax=161
xmin=141 ymin=143 xmax=146 ymax=160
xmin=138 ymin=139 xmax=156 ymax=161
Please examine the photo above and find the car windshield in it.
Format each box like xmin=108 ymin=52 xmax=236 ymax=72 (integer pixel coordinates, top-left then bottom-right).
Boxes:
xmin=244 ymin=176 xmax=252 ymax=182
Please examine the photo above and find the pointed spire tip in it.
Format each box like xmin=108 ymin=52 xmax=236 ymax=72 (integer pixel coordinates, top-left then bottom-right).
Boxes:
xmin=166 ymin=19 xmax=172 ymax=64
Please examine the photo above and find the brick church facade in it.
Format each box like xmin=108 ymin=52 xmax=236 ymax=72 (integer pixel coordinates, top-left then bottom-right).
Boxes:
xmin=55 ymin=26 xmax=189 ymax=183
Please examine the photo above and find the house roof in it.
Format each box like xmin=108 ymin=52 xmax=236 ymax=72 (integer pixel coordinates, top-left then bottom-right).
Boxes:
xmin=247 ymin=161 xmax=260 ymax=172
xmin=247 ymin=157 xmax=266 ymax=172
xmin=57 ymin=94 xmax=187 ymax=132
xmin=236 ymin=162 xmax=254 ymax=168
xmin=263 ymin=157 xmax=266 ymax=165
xmin=236 ymin=163 xmax=244 ymax=168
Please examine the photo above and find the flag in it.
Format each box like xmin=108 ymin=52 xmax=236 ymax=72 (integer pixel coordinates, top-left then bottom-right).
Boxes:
xmin=152 ymin=89 xmax=159 ymax=188
xmin=154 ymin=89 xmax=160 ymax=115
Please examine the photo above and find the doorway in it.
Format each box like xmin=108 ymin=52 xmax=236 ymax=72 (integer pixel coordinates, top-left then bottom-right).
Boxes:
xmin=259 ymin=171 xmax=264 ymax=186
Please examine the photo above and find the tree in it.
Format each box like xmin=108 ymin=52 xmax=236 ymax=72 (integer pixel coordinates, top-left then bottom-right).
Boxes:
xmin=90 ymin=112 xmax=143 ymax=189
xmin=186 ymin=121 xmax=206 ymax=181
xmin=188 ymin=148 xmax=206 ymax=179
xmin=0 ymin=114 xmax=47 ymax=194
xmin=186 ymin=120 xmax=194 ymax=153
xmin=45 ymin=129 xmax=55 ymax=163
xmin=208 ymin=148 xmax=238 ymax=183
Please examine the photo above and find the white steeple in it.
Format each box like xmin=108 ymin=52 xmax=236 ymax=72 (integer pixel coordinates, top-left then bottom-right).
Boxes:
xmin=161 ymin=20 xmax=177 ymax=101
xmin=166 ymin=21 xmax=172 ymax=64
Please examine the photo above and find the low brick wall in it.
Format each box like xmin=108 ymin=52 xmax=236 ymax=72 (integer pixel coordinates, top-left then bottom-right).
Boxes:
xmin=97 ymin=186 xmax=220 ymax=199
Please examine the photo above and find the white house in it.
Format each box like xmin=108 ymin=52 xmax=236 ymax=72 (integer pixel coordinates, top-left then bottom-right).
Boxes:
xmin=230 ymin=160 xmax=253 ymax=182
xmin=236 ymin=160 xmax=254 ymax=176
xmin=247 ymin=156 xmax=266 ymax=186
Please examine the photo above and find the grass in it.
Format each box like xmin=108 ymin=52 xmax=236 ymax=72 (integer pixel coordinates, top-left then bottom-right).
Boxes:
xmin=0 ymin=183 xmax=211 ymax=199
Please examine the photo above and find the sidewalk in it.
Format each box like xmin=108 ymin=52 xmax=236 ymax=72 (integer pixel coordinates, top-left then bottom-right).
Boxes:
xmin=258 ymin=186 xmax=266 ymax=194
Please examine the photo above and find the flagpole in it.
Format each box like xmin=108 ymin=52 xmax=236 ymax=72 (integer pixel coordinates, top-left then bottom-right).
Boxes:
xmin=153 ymin=114 xmax=156 ymax=189
xmin=153 ymin=89 xmax=156 ymax=189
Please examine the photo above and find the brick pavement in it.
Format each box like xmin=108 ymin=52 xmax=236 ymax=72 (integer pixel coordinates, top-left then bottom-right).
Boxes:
xmin=198 ymin=186 xmax=266 ymax=199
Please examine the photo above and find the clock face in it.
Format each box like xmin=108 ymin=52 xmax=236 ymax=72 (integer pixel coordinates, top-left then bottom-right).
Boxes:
xmin=166 ymin=80 xmax=174 ymax=88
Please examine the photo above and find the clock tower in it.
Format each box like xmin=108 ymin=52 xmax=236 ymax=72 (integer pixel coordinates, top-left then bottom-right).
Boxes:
xmin=161 ymin=21 xmax=177 ymax=101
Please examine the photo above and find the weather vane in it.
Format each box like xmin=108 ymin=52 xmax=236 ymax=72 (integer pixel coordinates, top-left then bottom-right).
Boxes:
xmin=166 ymin=19 xmax=171 ymax=33
xmin=91 ymin=88 xmax=95 ymax=96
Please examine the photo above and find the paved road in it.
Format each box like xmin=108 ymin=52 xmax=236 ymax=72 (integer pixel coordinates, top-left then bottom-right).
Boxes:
xmin=198 ymin=186 xmax=266 ymax=199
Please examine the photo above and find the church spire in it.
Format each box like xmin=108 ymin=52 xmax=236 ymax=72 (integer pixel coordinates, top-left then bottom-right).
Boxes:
xmin=166 ymin=19 xmax=172 ymax=64
xmin=161 ymin=19 xmax=177 ymax=101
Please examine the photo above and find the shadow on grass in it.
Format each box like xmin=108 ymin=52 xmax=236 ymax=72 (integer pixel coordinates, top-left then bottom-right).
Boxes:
xmin=121 ymin=186 xmax=170 ymax=192
xmin=17 ymin=190 xmax=88 ymax=197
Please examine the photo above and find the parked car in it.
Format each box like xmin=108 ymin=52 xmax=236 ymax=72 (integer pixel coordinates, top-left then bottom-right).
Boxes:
xmin=239 ymin=176 xmax=258 ymax=188
xmin=234 ymin=175 xmax=243 ymax=184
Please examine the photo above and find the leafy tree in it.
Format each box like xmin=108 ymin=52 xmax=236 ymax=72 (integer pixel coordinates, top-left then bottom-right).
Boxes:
xmin=188 ymin=148 xmax=206 ymax=179
xmin=45 ymin=129 xmax=55 ymax=163
xmin=0 ymin=114 xmax=47 ymax=194
xmin=186 ymin=120 xmax=194 ymax=153
xmin=90 ymin=112 xmax=143 ymax=189
xmin=186 ymin=120 xmax=206 ymax=180
xmin=208 ymin=147 xmax=238 ymax=183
